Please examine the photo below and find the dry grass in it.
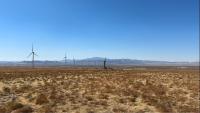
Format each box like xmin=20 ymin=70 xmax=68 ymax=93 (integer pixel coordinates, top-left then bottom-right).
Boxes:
xmin=0 ymin=67 xmax=199 ymax=113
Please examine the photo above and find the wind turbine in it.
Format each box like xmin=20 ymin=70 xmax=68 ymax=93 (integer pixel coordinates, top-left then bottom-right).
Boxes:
xmin=64 ymin=53 xmax=67 ymax=65
xmin=27 ymin=44 xmax=38 ymax=68
xmin=104 ymin=57 xmax=107 ymax=69
xmin=73 ymin=57 xmax=75 ymax=65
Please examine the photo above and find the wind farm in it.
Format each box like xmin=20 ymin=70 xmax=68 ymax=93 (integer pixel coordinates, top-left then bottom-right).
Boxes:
xmin=0 ymin=0 xmax=199 ymax=113
xmin=0 ymin=39 xmax=198 ymax=113
xmin=0 ymin=44 xmax=199 ymax=113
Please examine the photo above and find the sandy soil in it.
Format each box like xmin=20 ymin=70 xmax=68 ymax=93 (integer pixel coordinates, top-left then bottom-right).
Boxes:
xmin=0 ymin=67 xmax=199 ymax=113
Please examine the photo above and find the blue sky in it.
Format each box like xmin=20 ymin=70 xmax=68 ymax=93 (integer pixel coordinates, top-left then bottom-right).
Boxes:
xmin=0 ymin=0 xmax=199 ymax=61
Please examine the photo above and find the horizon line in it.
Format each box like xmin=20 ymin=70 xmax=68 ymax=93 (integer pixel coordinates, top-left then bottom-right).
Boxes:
xmin=0 ymin=58 xmax=199 ymax=63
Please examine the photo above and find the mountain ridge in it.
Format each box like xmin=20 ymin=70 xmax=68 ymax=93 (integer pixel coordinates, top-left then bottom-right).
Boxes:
xmin=0 ymin=57 xmax=199 ymax=66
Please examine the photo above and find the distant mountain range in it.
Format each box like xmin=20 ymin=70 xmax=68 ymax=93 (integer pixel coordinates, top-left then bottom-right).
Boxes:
xmin=0 ymin=57 xmax=199 ymax=66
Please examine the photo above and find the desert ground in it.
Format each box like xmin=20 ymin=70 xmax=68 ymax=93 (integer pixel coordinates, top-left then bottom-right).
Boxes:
xmin=0 ymin=67 xmax=199 ymax=113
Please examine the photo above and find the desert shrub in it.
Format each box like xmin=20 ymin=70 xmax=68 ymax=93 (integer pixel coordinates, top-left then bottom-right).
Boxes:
xmin=133 ymin=81 xmax=144 ymax=89
xmin=127 ymin=96 xmax=137 ymax=103
xmin=98 ymin=100 xmax=108 ymax=106
xmin=11 ymin=105 xmax=33 ymax=113
xmin=118 ymin=98 xmax=127 ymax=104
xmin=25 ymin=93 xmax=35 ymax=102
xmin=11 ymin=85 xmax=18 ymax=93
xmin=35 ymin=94 xmax=49 ymax=105
xmin=2 ymin=87 xmax=11 ymax=93
xmin=85 ymin=108 xmax=95 ymax=113
xmin=90 ymin=100 xmax=108 ymax=107
xmin=0 ymin=106 xmax=6 ymax=113
xmin=112 ymin=106 xmax=127 ymax=112
xmin=158 ymin=100 xmax=173 ymax=112
xmin=178 ymin=104 xmax=199 ymax=113
xmin=98 ymin=93 xmax=109 ymax=99
xmin=38 ymin=104 xmax=54 ymax=113
xmin=48 ymin=90 xmax=57 ymax=100
xmin=72 ymin=105 xmax=80 ymax=110
xmin=5 ymin=101 xmax=24 ymax=112
xmin=85 ymin=95 xmax=94 ymax=101
xmin=135 ymin=108 xmax=154 ymax=113
xmin=15 ymin=84 xmax=32 ymax=93
xmin=153 ymin=84 xmax=167 ymax=95
xmin=87 ymin=111 xmax=95 ymax=113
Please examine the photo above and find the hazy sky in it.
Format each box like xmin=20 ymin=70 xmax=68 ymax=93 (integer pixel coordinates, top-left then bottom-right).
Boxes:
xmin=0 ymin=0 xmax=199 ymax=61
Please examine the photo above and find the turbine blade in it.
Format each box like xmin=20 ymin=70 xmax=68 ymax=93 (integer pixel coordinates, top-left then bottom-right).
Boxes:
xmin=34 ymin=53 xmax=38 ymax=56
xmin=27 ymin=53 xmax=32 ymax=58
xmin=32 ymin=44 xmax=34 ymax=52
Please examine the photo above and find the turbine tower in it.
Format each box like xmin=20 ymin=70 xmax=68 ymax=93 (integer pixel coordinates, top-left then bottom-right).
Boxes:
xmin=27 ymin=44 xmax=37 ymax=68
xmin=64 ymin=53 xmax=67 ymax=64
xmin=73 ymin=57 xmax=75 ymax=65
xmin=104 ymin=57 xmax=107 ymax=69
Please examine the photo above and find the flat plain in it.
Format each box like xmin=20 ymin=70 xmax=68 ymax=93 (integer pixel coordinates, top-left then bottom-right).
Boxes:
xmin=0 ymin=67 xmax=199 ymax=113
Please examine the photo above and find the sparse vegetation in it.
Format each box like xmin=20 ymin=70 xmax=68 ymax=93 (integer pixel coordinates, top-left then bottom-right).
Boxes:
xmin=0 ymin=67 xmax=199 ymax=113
xmin=35 ymin=93 xmax=49 ymax=105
